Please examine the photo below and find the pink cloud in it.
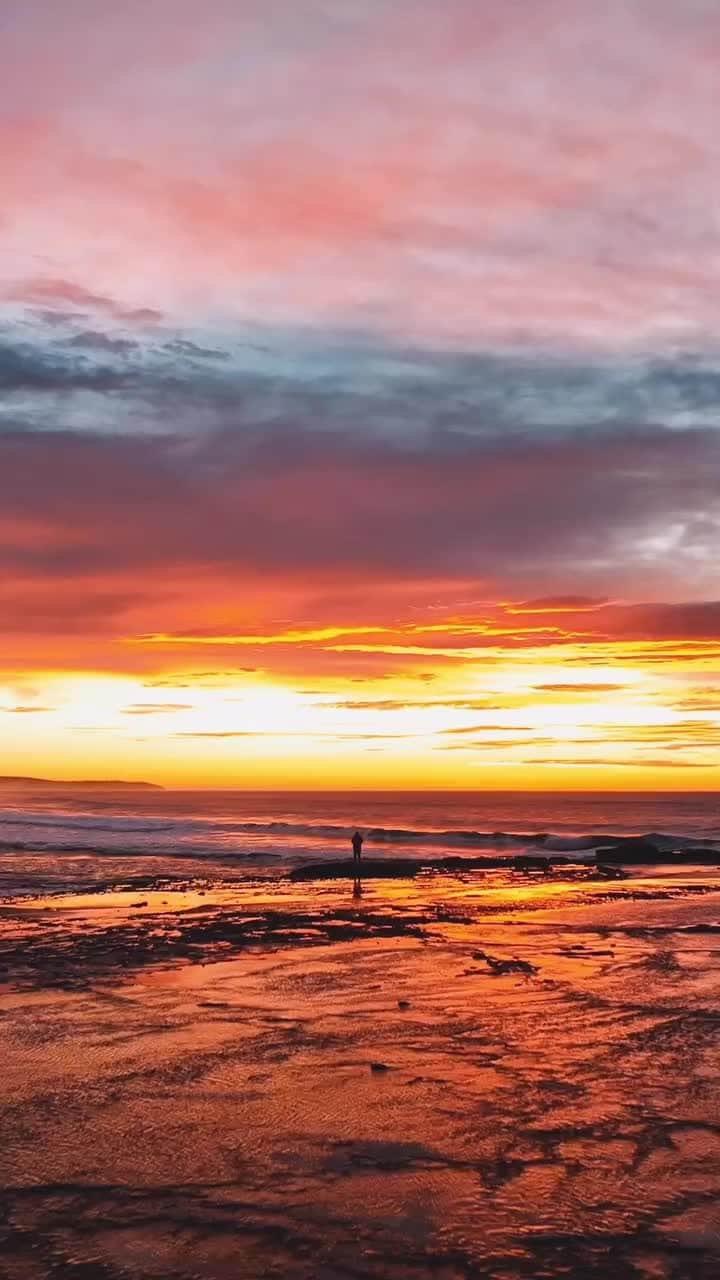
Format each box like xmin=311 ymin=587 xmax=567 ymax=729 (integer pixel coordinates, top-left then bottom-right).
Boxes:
xmin=2 ymin=2 xmax=719 ymax=343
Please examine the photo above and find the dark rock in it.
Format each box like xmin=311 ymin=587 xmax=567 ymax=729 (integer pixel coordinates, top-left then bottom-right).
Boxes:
xmin=680 ymin=848 xmax=720 ymax=864
xmin=473 ymin=950 xmax=538 ymax=976
xmin=290 ymin=853 xmax=567 ymax=881
xmin=512 ymin=855 xmax=551 ymax=874
xmin=595 ymin=839 xmax=661 ymax=864
xmin=291 ymin=858 xmax=421 ymax=881
xmin=596 ymin=840 xmax=719 ymax=866
xmin=370 ymin=1061 xmax=392 ymax=1073
xmin=397 ymin=999 xmax=410 ymax=1009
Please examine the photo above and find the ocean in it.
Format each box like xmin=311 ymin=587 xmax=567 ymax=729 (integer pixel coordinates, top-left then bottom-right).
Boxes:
xmin=1 ymin=786 xmax=718 ymax=898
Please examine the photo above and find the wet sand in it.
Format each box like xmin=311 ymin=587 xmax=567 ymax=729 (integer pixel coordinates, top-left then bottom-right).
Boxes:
xmin=3 ymin=868 xmax=720 ymax=1278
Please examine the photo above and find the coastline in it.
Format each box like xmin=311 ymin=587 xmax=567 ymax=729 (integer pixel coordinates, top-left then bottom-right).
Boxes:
xmin=3 ymin=785 xmax=720 ymax=1278
xmin=3 ymin=858 xmax=720 ymax=989
xmin=4 ymin=862 xmax=720 ymax=1278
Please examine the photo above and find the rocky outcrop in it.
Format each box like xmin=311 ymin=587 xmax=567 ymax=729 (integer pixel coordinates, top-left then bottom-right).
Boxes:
xmin=512 ymin=855 xmax=551 ymax=873
xmin=290 ymin=858 xmax=424 ymax=880
xmin=596 ymin=839 xmax=720 ymax=865
xmin=290 ymin=854 xmax=563 ymax=881
xmin=595 ymin=839 xmax=662 ymax=864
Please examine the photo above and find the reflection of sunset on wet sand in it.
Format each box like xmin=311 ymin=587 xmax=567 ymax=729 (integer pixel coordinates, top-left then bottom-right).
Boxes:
xmin=3 ymin=0 xmax=720 ymax=1275
xmin=5 ymin=869 xmax=720 ymax=1277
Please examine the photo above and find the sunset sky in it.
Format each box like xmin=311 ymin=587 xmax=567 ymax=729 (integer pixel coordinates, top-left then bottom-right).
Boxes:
xmin=1 ymin=0 xmax=719 ymax=788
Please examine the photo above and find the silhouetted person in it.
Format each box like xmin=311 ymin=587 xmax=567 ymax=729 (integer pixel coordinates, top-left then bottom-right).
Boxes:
xmin=351 ymin=830 xmax=363 ymax=898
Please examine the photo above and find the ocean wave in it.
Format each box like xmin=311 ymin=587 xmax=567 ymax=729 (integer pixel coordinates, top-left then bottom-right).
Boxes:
xmin=0 ymin=836 xmax=282 ymax=858
xmin=0 ymin=811 xmax=541 ymax=847
xmin=1 ymin=824 xmax=718 ymax=862
xmin=0 ymin=811 xmax=181 ymax=835
xmin=2 ymin=792 xmax=720 ymax=865
xmin=2 ymin=799 xmax=719 ymax=856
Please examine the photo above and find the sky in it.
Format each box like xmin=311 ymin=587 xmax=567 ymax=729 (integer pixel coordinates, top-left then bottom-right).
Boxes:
xmin=1 ymin=0 xmax=720 ymax=789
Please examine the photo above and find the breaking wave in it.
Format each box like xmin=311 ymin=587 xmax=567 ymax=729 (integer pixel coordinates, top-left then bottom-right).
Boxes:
xmin=0 ymin=806 xmax=717 ymax=862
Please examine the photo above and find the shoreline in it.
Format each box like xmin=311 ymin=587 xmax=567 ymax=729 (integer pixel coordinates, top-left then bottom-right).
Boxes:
xmin=3 ymin=862 xmax=720 ymax=993
xmin=4 ymin=864 xmax=720 ymax=1278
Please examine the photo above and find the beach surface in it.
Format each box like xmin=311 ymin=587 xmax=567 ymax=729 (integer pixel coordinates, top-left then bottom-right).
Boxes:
xmin=3 ymin=864 xmax=720 ymax=1279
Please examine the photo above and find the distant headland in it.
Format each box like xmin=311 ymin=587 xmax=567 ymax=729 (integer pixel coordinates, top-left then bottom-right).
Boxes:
xmin=0 ymin=776 xmax=162 ymax=790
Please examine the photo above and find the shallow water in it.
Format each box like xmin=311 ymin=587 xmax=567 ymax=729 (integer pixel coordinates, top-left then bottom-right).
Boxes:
xmin=3 ymin=871 xmax=720 ymax=1278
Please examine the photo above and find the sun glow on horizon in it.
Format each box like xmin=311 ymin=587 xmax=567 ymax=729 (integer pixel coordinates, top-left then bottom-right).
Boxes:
xmin=3 ymin=626 xmax=719 ymax=789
